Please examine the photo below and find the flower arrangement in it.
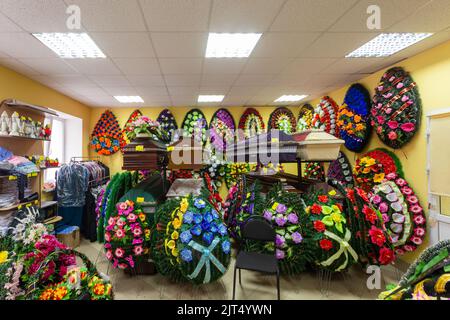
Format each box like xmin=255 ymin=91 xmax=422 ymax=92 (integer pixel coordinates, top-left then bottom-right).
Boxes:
xmin=312 ymin=96 xmax=339 ymax=137
xmin=304 ymin=162 xmax=325 ymax=181
xmin=370 ymin=173 xmax=426 ymax=255
xmin=338 ymin=84 xmax=372 ymax=152
xmin=181 ymin=109 xmax=208 ymax=145
xmin=104 ymin=200 xmax=150 ymax=270
xmin=238 ymin=108 xmax=265 ymax=139
xmin=157 ymin=109 xmax=178 ymax=141
xmin=90 ymin=110 xmax=125 ymax=156
xmin=304 ymin=190 xmax=358 ymax=272
xmin=268 ymin=107 xmax=297 ymax=134
xmin=371 ymin=67 xmax=422 ymax=149
xmin=209 ymin=109 xmax=236 ymax=152
xmin=121 ymin=110 xmax=142 ymax=150
xmin=126 ymin=115 xmax=169 ymax=142
xmin=327 ymin=152 xmax=354 ymax=189
xmin=297 ymin=104 xmax=315 ymax=132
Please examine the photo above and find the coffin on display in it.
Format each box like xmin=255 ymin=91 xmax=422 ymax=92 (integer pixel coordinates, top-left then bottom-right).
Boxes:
xmin=292 ymin=130 xmax=344 ymax=161
xmin=122 ymin=137 xmax=168 ymax=171
xmin=167 ymin=138 xmax=204 ymax=170
xmin=166 ymin=178 xmax=204 ymax=198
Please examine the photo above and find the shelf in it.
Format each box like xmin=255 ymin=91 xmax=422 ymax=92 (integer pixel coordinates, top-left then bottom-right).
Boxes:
xmin=0 ymin=134 xmax=50 ymax=142
xmin=39 ymin=166 xmax=61 ymax=170
xmin=0 ymin=200 xmax=39 ymax=212
xmin=40 ymin=201 xmax=57 ymax=209
xmin=2 ymin=99 xmax=59 ymax=117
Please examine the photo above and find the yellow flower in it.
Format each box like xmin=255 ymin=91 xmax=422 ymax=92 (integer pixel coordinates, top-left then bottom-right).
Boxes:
xmin=173 ymin=218 xmax=182 ymax=230
xmin=328 ymin=190 xmax=337 ymax=197
xmin=365 ymin=158 xmax=376 ymax=167
xmin=167 ymin=240 xmax=176 ymax=250
xmin=0 ymin=251 xmax=8 ymax=264
xmin=354 ymin=115 xmax=362 ymax=123
xmin=363 ymin=168 xmax=371 ymax=174
xmin=180 ymin=198 xmax=189 ymax=213
xmin=373 ymin=173 xmax=386 ymax=183
xmin=139 ymin=213 xmax=146 ymax=222
xmin=331 ymin=212 xmax=344 ymax=224
xmin=171 ymin=231 xmax=179 ymax=240
xmin=171 ymin=247 xmax=179 ymax=257
xmin=305 ymin=206 xmax=311 ymax=214
xmin=332 ymin=205 xmax=341 ymax=213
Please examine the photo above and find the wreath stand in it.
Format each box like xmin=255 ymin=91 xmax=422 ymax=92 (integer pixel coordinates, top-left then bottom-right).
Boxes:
xmin=317 ymin=269 xmax=333 ymax=297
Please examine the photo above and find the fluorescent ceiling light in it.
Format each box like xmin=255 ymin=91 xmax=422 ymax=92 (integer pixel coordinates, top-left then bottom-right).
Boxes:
xmin=114 ymin=96 xmax=144 ymax=103
xmin=32 ymin=33 xmax=106 ymax=59
xmin=275 ymin=95 xmax=308 ymax=103
xmin=198 ymin=95 xmax=225 ymax=103
xmin=205 ymin=33 xmax=262 ymax=58
xmin=346 ymin=33 xmax=433 ymax=58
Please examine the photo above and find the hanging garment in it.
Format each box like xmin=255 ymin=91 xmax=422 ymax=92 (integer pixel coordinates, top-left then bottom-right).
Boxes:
xmin=57 ymin=163 xmax=89 ymax=207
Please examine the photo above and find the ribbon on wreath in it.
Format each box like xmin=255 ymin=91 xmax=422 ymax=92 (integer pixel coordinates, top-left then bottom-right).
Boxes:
xmin=320 ymin=229 xmax=358 ymax=272
xmin=187 ymin=238 xmax=227 ymax=284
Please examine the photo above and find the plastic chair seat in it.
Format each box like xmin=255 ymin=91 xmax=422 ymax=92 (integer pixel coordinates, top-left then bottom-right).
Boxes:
xmin=235 ymin=251 xmax=279 ymax=274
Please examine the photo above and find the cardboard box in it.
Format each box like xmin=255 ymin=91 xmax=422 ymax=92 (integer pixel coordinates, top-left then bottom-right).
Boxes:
xmin=57 ymin=226 xmax=80 ymax=249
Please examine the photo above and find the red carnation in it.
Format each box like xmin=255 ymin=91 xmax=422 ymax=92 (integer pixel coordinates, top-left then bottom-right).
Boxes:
xmin=311 ymin=204 xmax=323 ymax=215
xmin=369 ymin=226 xmax=386 ymax=247
xmin=318 ymin=195 xmax=329 ymax=203
xmin=362 ymin=205 xmax=378 ymax=225
xmin=313 ymin=220 xmax=326 ymax=233
xmin=320 ymin=239 xmax=333 ymax=251
xmin=378 ymin=247 xmax=395 ymax=265
xmin=356 ymin=188 xmax=369 ymax=202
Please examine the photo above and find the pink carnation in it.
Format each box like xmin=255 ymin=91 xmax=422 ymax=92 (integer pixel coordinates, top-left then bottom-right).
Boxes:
xmin=400 ymin=123 xmax=416 ymax=133
xmin=388 ymin=131 xmax=398 ymax=141
xmin=376 ymin=116 xmax=385 ymax=125
xmin=413 ymin=215 xmax=426 ymax=225
xmin=387 ymin=121 xmax=399 ymax=129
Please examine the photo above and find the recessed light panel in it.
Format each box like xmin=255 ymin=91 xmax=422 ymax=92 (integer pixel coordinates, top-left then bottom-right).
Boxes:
xmin=205 ymin=33 xmax=262 ymax=58
xmin=198 ymin=95 xmax=225 ymax=103
xmin=275 ymin=95 xmax=308 ymax=103
xmin=32 ymin=33 xmax=106 ymax=59
xmin=346 ymin=33 xmax=433 ymax=58
xmin=114 ymin=96 xmax=144 ymax=103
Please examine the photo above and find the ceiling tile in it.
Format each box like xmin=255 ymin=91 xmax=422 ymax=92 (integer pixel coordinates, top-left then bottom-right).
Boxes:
xmin=167 ymin=86 xmax=199 ymax=96
xmin=330 ymin=0 xmax=431 ymax=32
xmin=151 ymin=33 xmax=208 ymax=58
xmin=268 ymin=74 xmax=309 ymax=86
xmin=300 ymin=32 xmax=378 ymax=58
xmin=65 ymin=58 xmax=122 ymax=75
xmin=209 ymin=0 xmax=284 ymax=32
xmin=90 ymin=33 xmax=155 ymax=58
xmin=251 ymin=32 xmax=321 ymax=58
xmin=68 ymin=86 xmax=108 ymax=97
xmin=234 ymin=74 xmax=275 ymax=86
xmin=18 ymin=58 xmax=77 ymax=75
xmin=203 ymin=59 xmax=246 ymax=74
xmin=0 ymin=33 xmax=57 ymax=58
xmin=66 ymin=0 xmax=147 ymax=32
xmin=165 ymin=74 xmax=201 ymax=86
xmin=270 ymin=0 xmax=359 ymax=31
xmin=102 ymin=86 xmax=138 ymax=96
xmin=139 ymin=0 xmax=210 ymax=32
xmin=126 ymin=75 xmax=166 ymax=86
xmin=392 ymin=30 xmax=450 ymax=59
xmin=242 ymin=58 xmax=293 ymax=75
xmin=159 ymin=58 xmax=202 ymax=74
xmin=281 ymin=58 xmax=338 ymax=75
xmin=170 ymin=95 xmax=197 ymax=106
xmin=227 ymin=85 xmax=264 ymax=96
xmin=0 ymin=0 xmax=78 ymax=32
xmin=113 ymin=58 xmax=161 ymax=75
xmin=321 ymin=58 xmax=386 ymax=74
xmin=221 ymin=96 xmax=250 ymax=106
xmin=199 ymin=86 xmax=231 ymax=95
xmin=134 ymin=86 xmax=168 ymax=96
xmin=0 ymin=58 xmax=41 ymax=76
xmin=201 ymin=74 xmax=238 ymax=86
xmin=89 ymin=75 xmax=131 ymax=86
xmin=0 ymin=12 xmax=22 ymax=32
xmin=45 ymin=74 xmax=97 ymax=86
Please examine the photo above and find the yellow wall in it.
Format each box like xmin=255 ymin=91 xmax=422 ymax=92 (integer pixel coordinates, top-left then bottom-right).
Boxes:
xmin=310 ymin=40 xmax=450 ymax=263
xmin=0 ymin=65 xmax=92 ymax=157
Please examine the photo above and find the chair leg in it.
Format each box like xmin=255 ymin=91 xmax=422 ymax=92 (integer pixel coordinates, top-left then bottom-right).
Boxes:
xmin=232 ymin=267 xmax=237 ymax=300
xmin=239 ymin=269 xmax=242 ymax=285
xmin=276 ymin=271 xmax=280 ymax=300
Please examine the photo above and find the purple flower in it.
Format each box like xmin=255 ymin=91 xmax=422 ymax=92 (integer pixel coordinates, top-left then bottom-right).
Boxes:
xmin=276 ymin=204 xmax=287 ymax=214
xmin=275 ymin=235 xmax=285 ymax=248
xmin=275 ymin=216 xmax=287 ymax=227
xmin=372 ymin=195 xmax=382 ymax=205
xmin=379 ymin=202 xmax=389 ymax=213
xmin=287 ymin=213 xmax=298 ymax=224
xmin=291 ymin=232 xmax=303 ymax=244
xmin=276 ymin=249 xmax=285 ymax=260
xmin=263 ymin=210 xmax=273 ymax=221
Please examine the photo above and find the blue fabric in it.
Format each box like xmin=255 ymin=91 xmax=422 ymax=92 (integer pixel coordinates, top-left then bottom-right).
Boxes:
xmin=57 ymin=163 xmax=89 ymax=207
xmin=57 ymin=206 xmax=83 ymax=230
xmin=57 ymin=225 xmax=80 ymax=235
xmin=0 ymin=147 xmax=13 ymax=161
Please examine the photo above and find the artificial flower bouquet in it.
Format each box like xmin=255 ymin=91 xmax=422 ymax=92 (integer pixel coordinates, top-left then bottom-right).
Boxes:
xmin=127 ymin=115 xmax=169 ymax=142
xmin=210 ymin=109 xmax=235 ymax=152
xmin=353 ymin=156 xmax=385 ymax=192
xmin=269 ymin=107 xmax=297 ymax=134
xmin=297 ymin=104 xmax=314 ymax=132
xmin=239 ymin=108 xmax=265 ymax=139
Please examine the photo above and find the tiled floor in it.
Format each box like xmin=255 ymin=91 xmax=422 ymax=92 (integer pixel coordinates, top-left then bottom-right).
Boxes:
xmin=77 ymin=239 xmax=403 ymax=300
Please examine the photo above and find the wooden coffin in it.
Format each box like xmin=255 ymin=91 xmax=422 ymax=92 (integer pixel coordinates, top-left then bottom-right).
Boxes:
xmin=167 ymin=138 xmax=204 ymax=170
xmin=122 ymin=137 xmax=168 ymax=171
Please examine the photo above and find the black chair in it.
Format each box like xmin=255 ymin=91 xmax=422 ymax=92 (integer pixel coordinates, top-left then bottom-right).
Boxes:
xmin=232 ymin=216 xmax=280 ymax=300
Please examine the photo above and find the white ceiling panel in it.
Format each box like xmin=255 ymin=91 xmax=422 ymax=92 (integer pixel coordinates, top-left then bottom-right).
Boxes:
xmin=221 ymin=96 xmax=249 ymax=106
xmin=268 ymin=74 xmax=309 ymax=86
xmin=242 ymin=58 xmax=293 ymax=75
xmin=227 ymin=85 xmax=264 ymax=97
xmin=0 ymin=33 xmax=58 ymax=58
xmin=68 ymin=86 xmax=108 ymax=97
xmin=159 ymin=58 xmax=203 ymax=74
xmin=270 ymin=0 xmax=359 ymax=31
xmin=164 ymin=74 xmax=201 ymax=86
xmin=19 ymin=58 xmax=76 ymax=75
xmin=126 ymin=75 xmax=166 ymax=86
xmin=330 ymin=0 xmax=431 ymax=32
xmin=139 ymin=0 xmax=211 ymax=32
xmin=234 ymin=74 xmax=275 ymax=86
xmin=199 ymin=86 xmax=231 ymax=95
xmin=209 ymin=0 xmax=284 ymax=32
xmin=134 ymin=86 xmax=168 ymax=96
xmin=66 ymin=0 xmax=147 ymax=32
xmin=171 ymin=95 xmax=198 ymax=106
xmin=89 ymin=75 xmax=131 ymax=86
xmin=90 ymin=33 xmax=155 ymax=58
xmin=0 ymin=58 xmax=41 ymax=76
xmin=151 ymin=33 xmax=208 ymax=58
xmin=65 ymin=58 xmax=122 ymax=75
xmin=139 ymin=95 xmax=171 ymax=105
xmin=201 ymin=74 xmax=238 ymax=86
xmin=44 ymin=74 xmax=97 ymax=86
xmin=102 ymin=86 xmax=138 ymax=96
xmin=392 ymin=29 xmax=450 ymax=59
xmin=0 ymin=12 xmax=22 ymax=32
xmin=281 ymin=58 xmax=338 ymax=75
xmin=113 ymin=58 xmax=161 ymax=75
xmin=321 ymin=58 xmax=386 ymax=74
xmin=300 ymin=32 xmax=378 ymax=58
xmin=203 ymin=59 xmax=246 ymax=74
xmin=167 ymin=86 xmax=199 ymax=96
xmin=251 ymin=32 xmax=321 ymax=58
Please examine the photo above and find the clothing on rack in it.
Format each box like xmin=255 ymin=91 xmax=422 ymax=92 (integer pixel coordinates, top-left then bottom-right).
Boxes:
xmin=57 ymin=163 xmax=89 ymax=207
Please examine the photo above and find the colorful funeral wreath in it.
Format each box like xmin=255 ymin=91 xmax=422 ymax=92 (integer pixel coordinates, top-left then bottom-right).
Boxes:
xmin=370 ymin=173 xmax=426 ymax=255
xmin=181 ymin=109 xmax=208 ymax=145
xmin=268 ymin=107 xmax=297 ymax=134
xmin=104 ymin=200 xmax=151 ymax=270
xmin=121 ymin=110 xmax=142 ymax=151
xmin=327 ymin=152 xmax=355 ymax=189
xmin=90 ymin=110 xmax=125 ymax=156
xmin=209 ymin=109 xmax=236 ymax=153
xmin=304 ymin=162 xmax=325 ymax=182
xmin=297 ymin=104 xmax=315 ymax=132
xmin=339 ymin=186 xmax=395 ymax=266
xmin=371 ymin=67 xmax=422 ymax=149
xmin=238 ymin=108 xmax=265 ymax=139
xmin=338 ymin=84 xmax=372 ymax=152
xmin=157 ymin=109 xmax=178 ymax=141
xmin=312 ymin=96 xmax=339 ymax=137
xmin=304 ymin=191 xmax=358 ymax=272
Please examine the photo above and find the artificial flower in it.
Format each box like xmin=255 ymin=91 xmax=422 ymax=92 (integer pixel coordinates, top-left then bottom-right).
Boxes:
xmin=400 ymin=123 xmax=415 ymax=133
xmin=369 ymin=226 xmax=386 ymax=247
xmin=190 ymin=224 xmax=202 ymax=236
xmin=183 ymin=211 xmax=194 ymax=224
xmin=318 ymin=195 xmax=329 ymax=203
xmin=276 ymin=249 xmax=285 ymax=260
xmin=287 ymin=213 xmax=299 ymax=224
xmin=319 ymin=239 xmax=333 ymax=251
xmin=275 ymin=235 xmax=286 ymax=248
xmin=276 ymin=203 xmax=287 ymax=214
xmin=378 ymin=248 xmax=395 ymax=265
xmin=275 ymin=216 xmax=287 ymax=227
xmin=411 ymin=205 xmax=423 ymax=214
xmin=388 ymin=131 xmax=398 ymax=141
xmin=411 ymin=236 xmax=423 ymax=246
xmin=180 ymin=198 xmax=189 ymax=213
xmin=373 ymin=173 xmax=385 ymax=183
xmin=194 ymin=198 xmax=206 ymax=209
xmin=167 ymin=240 xmax=176 ymax=250
xmin=115 ymin=229 xmax=125 ymax=239
xmin=291 ymin=232 xmax=303 ymax=244
xmin=0 ymin=251 xmax=9 ymax=264
xmin=202 ymin=232 xmax=214 ymax=245
xmin=172 ymin=218 xmax=182 ymax=230
xmin=180 ymin=249 xmax=193 ymax=262
xmin=311 ymin=204 xmax=323 ymax=215
xmin=363 ymin=205 xmax=378 ymax=224
xmin=222 ymin=240 xmax=231 ymax=254
xmin=115 ymin=248 xmax=125 ymax=258
xmin=313 ymin=220 xmax=326 ymax=233
xmin=171 ymin=231 xmax=179 ymax=240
